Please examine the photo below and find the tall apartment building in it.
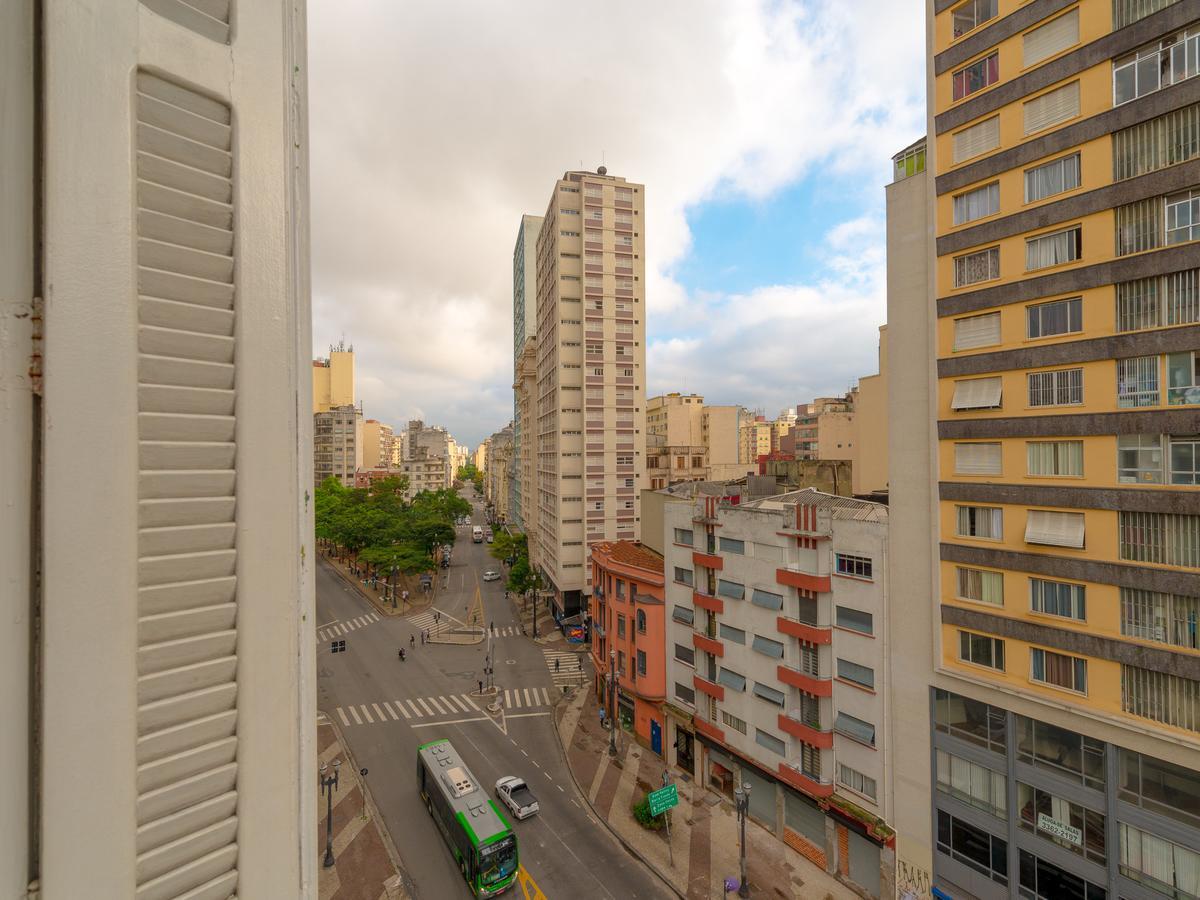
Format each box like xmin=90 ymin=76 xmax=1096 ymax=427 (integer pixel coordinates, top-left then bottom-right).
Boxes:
xmin=889 ymin=4 xmax=1200 ymax=899
xmin=485 ymin=424 xmax=514 ymax=522
xmin=739 ymin=415 xmax=775 ymax=466
xmin=533 ymin=168 xmax=647 ymax=618
xmin=512 ymin=214 xmax=544 ymax=531
xmin=314 ymin=405 xmax=363 ymax=488
xmin=662 ymin=489 xmax=894 ymax=898
xmin=645 ymin=393 xmax=744 ymax=488
xmin=362 ymin=418 xmax=394 ymax=470
xmin=312 ymin=341 xmax=354 ymax=412
xmin=1 ymin=1 xmax=316 ymax=896
xmin=405 ymin=419 xmax=455 ymax=489
xmin=514 ymin=338 xmax=538 ymax=531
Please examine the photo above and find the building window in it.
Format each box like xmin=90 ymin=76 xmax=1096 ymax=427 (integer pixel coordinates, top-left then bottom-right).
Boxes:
xmin=751 ymin=635 xmax=784 ymax=659
xmin=954 ymin=246 xmax=1000 ymax=287
xmin=1025 ymin=509 xmax=1085 ymax=549
xmin=1019 ymin=850 xmax=1107 ymax=900
xmin=1117 ymin=195 xmax=1164 ymax=255
xmin=755 ymin=728 xmax=786 ymax=756
xmin=836 ymin=658 xmax=874 ymax=690
xmin=1170 ymin=436 xmax=1200 ymax=484
xmin=1024 ymin=81 xmax=1080 ymax=135
xmin=719 ymin=623 xmax=745 ymax=644
xmin=1025 ymin=153 xmax=1081 ymax=203
xmin=674 ymin=643 xmax=695 ymax=665
xmin=799 ymin=643 xmax=819 ymax=676
xmin=953 ymin=311 xmax=1001 ymax=350
xmin=955 ymin=441 xmax=1002 ymax=475
xmin=1122 ymin=664 xmax=1200 ymax=732
xmin=936 ymin=689 xmax=1007 ymax=753
xmin=721 ymin=710 xmax=748 ymax=734
xmin=1121 ymin=587 xmax=1200 ymax=650
xmin=1120 ymin=511 xmax=1200 ymax=567
xmin=750 ymin=589 xmax=784 ymax=611
xmin=716 ymin=579 xmax=745 ymax=601
xmin=952 ymin=0 xmax=997 ymax=38
xmin=1114 ymin=104 xmax=1200 ymax=183
xmin=675 ymin=682 xmax=695 ymax=705
xmin=1029 ymin=578 xmax=1086 ymax=621
xmin=1026 ymin=440 xmax=1083 ymax=477
xmin=674 ymin=527 xmax=693 ymax=546
xmin=959 ymin=631 xmax=1005 ymax=670
xmin=953 ymin=181 xmax=1000 ymax=224
xmin=1016 ymin=715 xmax=1106 ymax=789
xmin=937 ymin=811 xmax=1009 ymax=886
xmin=1026 ymin=226 xmax=1081 ymax=270
xmin=936 ymin=749 xmax=1006 ymax=818
xmin=1118 ymin=747 xmax=1200 ymax=830
xmin=1119 ymin=823 xmax=1200 ymax=898
xmin=636 ymin=610 xmax=646 ymax=633
xmin=716 ymin=667 xmax=746 ymax=692
xmin=752 ymin=682 xmax=785 ymax=706
xmin=953 ymin=52 xmax=999 ymax=101
xmin=636 ymin=650 xmax=646 ymax=676
xmin=617 ymin=615 xmax=626 ymax=638
xmin=1026 ymin=296 xmax=1081 ymax=338
xmin=956 ymin=566 xmax=1004 ymax=605
xmin=1167 ymin=188 xmax=1200 ymax=246
xmin=1018 ymin=783 xmax=1106 ymax=864
xmin=838 ymin=763 xmax=878 ymax=801
xmin=673 ymin=566 xmax=693 ymax=587
xmin=834 ymin=553 xmax=873 ymax=579
xmin=718 ymin=537 xmax=744 ymax=554
xmin=836 ymin=605 xmax=873 ymax=635
xmin=956 ymin=504 xmax=1002 ymax=540
xmin=1114 ymin=26 xmax=1200 ymax=106
xmin=834 ymin=712 xmax=875 ymax=746
xmin=951 ymin=376 xmax=1002 ymax=410
xmin=1117 ymin=355 xmax=1161 ymax=407
xmin=1023 ymin=9 xmax=1079 ymax=67
xmin=1030 ymin=648 xmax=1087 ymax=693
xmin=1167 ymin=350 xmax=1200 ymax=404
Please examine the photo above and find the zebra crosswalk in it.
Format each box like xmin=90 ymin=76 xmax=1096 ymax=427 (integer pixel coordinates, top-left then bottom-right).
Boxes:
xmin=488 ymin=624 xmax=521 ymax=638
xmin=501 ymin=686 xmax=554 ymax=709
xmin=543 ymin=648 xmax=588 ymax=692
xmin=407 ymin=609 xmax=522 ymax=638
xmin=317 ymin=611 xmax=381 ymax=642
xmin=335 ymin=692 xmax=482 ymax=727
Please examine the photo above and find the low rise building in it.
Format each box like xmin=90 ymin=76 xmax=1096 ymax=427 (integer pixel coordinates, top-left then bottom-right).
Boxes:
xmin=314 ymin=404 xmax=362 ymax=488
xmin=590 ymin=541 xmax=667 ymax=755
xmin=399 ymin=452 xmax=448 ymax=499
xmin=645 ymin=393 xmax=746 ymax=488
xmin=662 ymin=488 xmax=894 ymax=899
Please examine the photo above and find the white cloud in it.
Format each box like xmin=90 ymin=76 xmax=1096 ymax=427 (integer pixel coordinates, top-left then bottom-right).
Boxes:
xmin=308 ymin=0 xmax=924 ymax=447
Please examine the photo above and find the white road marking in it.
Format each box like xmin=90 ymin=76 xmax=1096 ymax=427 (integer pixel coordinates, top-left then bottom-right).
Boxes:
xmin=509 ymin=738 xmax=517 ymax=746
xmin=382 ymin=701 xmax=399 ymax=720
xmin=541 ymin=687 xmax=551 ymax=704
xmin=411 ymin=715 xmax=488 ymax=728
xmin=337 ymin=707 xmax=350 ymax=727
xmin=417 ymin=698 xmax=435 ymax=716
xmin=317 ymin=619 xmax=340 ymax=630
xmin=504 ymin=689 xmax=511 ymax=707
xmin=523 ymin=688 xmax=534 ymax=706
xmin=461 ymin=694 xmax=480 ymax=711
xmin=348 ymin=706 xmax=362 ymax=725
xmin=451 ymin=695 xmax=471 ymax=713
xmin=504 ymin=712 xmax=551 ymax=720
xmin=371 ymin=703 xmax=386 ymax=721
xmin=360 ymin=704 xmax=374 ymax=724
xmin=512 ymin=691 xmax=522 ymax=709
xmin=427 ymin=696 xmax=447 ymax=715
xmin=531 ymin=760 xmax=540 ymax=768
xmin=557 ymin=784 xmax=564 ymax=791
xmin=407 ymin=700 xmax=423 ymax=718
xmin=521 ymin=749 xmax=528 ymax=757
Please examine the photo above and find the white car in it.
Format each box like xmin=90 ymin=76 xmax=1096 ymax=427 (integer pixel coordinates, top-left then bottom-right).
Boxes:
xmin=482 ymin=570 xmax=501 ymax=582
xmin=495 ymin=776 xmax=539 ymax=820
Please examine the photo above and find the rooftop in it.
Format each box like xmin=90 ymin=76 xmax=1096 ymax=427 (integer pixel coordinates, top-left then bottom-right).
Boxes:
xmin=741 ymin=487 xmax=887 ymax=522
xmin=592 ymin=540 xmax=664 ymax=574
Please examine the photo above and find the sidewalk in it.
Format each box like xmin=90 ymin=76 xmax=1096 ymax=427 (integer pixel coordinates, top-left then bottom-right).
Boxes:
xmin=554 ymin=688 xmax=855 ymax=900
xmin=316 ymin=714 xmax=411 ymax=900
xmin=319 ymin=550 xmax=434 ymax=618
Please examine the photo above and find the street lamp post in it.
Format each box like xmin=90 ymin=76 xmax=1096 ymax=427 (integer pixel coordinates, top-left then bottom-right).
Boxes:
xmin=320 ymin=759 xmax=341 ymax=868
xmin=608 ymin=649 xmax=617 ymax=757
xmin=390 ymin=564 xmax=398 ymax=609
xmin=734 ymin=782 xmax=751 ymax=897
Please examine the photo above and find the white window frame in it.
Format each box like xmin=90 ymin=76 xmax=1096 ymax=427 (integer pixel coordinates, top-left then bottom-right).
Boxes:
xmin=1024 ymin=153 xmax=1081 ymax=203
xmin=1166 ymin=188 xmax=1200 ymax=245
xmin=1030 ymin=577 xmax=1086 ymax=621
xmin=957 ymin=505 xmax=1003 ymax=540
xmin=953 ymin=52 xmax=1000 ymax=102
xmin=953 ymin=182 xmax=1000 ymax=225
xmin=1026 ymin=296 xmax=1082 ymax=339
xmin=1026 ymin=440 xmax=1083 ymax=477
xmin=1025 ymin=509 xmax=1086 ymax=549
xmin=1025 ymin=226 xmax=1081 ymax=270
xmin=954 ymin=246 xmax=1000 ymax=287
xmin=956 ymin=566 xmax=1004 ymax=606
xmin=1117 ymin=355 xmax=1161 ymax=407
xmin=1031 ymin=647 xmax=1087 ymax=694
xmin=1118 ymin=434 xmax=1164 ymax=484
xmin=1027 ymin=368 xmax=1083 ymax=407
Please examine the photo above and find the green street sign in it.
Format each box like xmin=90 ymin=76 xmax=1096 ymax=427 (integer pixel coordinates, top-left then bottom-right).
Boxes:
xmin=647 ymin=783 xmax=678 ymax=817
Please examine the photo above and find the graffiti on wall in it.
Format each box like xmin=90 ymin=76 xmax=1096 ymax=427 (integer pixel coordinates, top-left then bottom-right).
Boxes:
xmin=896 ymin=858 xmax=932 ymax=900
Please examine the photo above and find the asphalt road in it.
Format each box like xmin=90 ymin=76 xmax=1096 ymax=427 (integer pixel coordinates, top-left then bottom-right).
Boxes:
xmin=316 ymin=490 xmax=669 ymax=900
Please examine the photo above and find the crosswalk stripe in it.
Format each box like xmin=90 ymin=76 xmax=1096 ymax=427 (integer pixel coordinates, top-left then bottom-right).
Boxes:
xmin=348 ymin=705 xmax=362 ymax=725
xmin=394 ymin=700 xmax=411 ymax=719
xmin=360 ymin=704 xmax=374 ymax=724
xmin=461 ymin=693 xmax=480 ymax=711
xmin=524 ymin=688 xmax=533 ymax=706
xmin=542 ymin=687 xmax=551 ymax=704
xmin=383 ymin=701 xmax=400 ymax=720
xmin=504 ymin=689 xmax=511 ymax=707
xmin=407 ymin=700 xmax=423 ymax=718
xmin=417 ymin=698 xmax=435 ymax=716
xmin=427 ymin=697 xmax=447 ymax=715
xmin=371 ymin=703 xmax=386 ymax=721
xmin=337 ymin=707 xmax=350 ymax=726
xmin=356 ymin=616 xmax=368 ymax=627
xmin=513 ymin=691 xmax=523 ymax=708
xmin=448 ymin=695 xmax=468 ymax=713
xmin=369 ymin=612 xmax=380 ymax=622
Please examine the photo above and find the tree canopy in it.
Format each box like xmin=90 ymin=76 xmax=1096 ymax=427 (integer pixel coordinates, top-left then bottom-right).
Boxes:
xmin=488 ymin=529 xmax=539 ymax=595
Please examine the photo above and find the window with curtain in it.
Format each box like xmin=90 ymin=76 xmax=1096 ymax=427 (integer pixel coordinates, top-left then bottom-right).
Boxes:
xmin=954 ymin=246 xmax=1000 ymax=286
xmin=936 ymin=749 xmax=1006 ymax=818
xmin=1122 ymin=664 xmax=1200 ymax=731
xmin=957 ymin=505 xmax=1002 ymax=539
xmin=953 ymin=182 xmax=1000 ymax=225
xmin=953 ymin=52 xmax=999 ymax=101
xmin=1031 ymin=648 xmax=1087 ymax=693
xmin=1030 ymin=578 xmax=1086 ymax=620
xmin=1117 ymin=355 xmax=1161 ymax=407
xmin=953 ymin=311 xmax=1001 ymax=350
xmin=1024 ymin=153 xmax=1081 ymax=202
xmin=1120 ymin=822 xmax=1200 ymax=899
xmin=1026 ymin=440 xmax=1083 ymax=477
xmin=956 ymin=566 xmax=1004 ymax=605
xmin=1026 ymin=227 xmax=1081 ymax=270
xmin=1119 ymin=511 xmax=1200 ymax=567
xmin=1022 ymin=9 xmax=1079 ymax=67
xmin=1120 ymin=587 xmax=1200 ymax=650
xmin=1118 ymin=434 xmax=1165 ymax=484
xmin=1026 ymin=296 xmax=1081 ymax=338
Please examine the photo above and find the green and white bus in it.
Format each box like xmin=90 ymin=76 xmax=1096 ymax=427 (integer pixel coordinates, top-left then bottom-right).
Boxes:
xmin=417 ymin=738 xmax=519 ymax=897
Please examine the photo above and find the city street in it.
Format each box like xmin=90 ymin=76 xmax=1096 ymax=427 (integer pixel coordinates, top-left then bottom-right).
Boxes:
xmin=316 ymin=490 xmax=669 ymax=900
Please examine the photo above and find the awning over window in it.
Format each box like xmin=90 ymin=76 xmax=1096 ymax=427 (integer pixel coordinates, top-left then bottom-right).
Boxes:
xmin=751 ymin=589 xmax=784 ymax=611
xmin=1025 ymin=510 xmax=1085 ymax=549
xmin=717 ymin=668 xmax=746 ymax=692
xmin=951 ymin=376 xmax=1003 ymax=410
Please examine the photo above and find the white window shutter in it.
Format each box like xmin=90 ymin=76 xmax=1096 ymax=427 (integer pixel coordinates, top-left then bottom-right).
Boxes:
xmin=1025 ymin=510 xmax=1086 ymax=548
xmin=955 ymin=442 xmax=1003 ymax=475
xmin=1023 ymin=10 xmax=1079 ymax=68
xmin=1024 ymin=81 xmax=1080 ymax=135
xmin=954 ymin=116 xmax=1000 ymax=164
xmin=952 ymin=377 xmax=1003 ymax=410
xmin=954 ymin=312 xmax=1001 ymax=350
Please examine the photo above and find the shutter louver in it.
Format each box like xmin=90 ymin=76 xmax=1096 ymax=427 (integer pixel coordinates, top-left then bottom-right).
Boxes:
xmin=140 ymin=0 xmax=231 ymax=44
xmin=953 ymin=312 xmax=1001 ymax=350
xmin=135 ymin=70 xmax=239 ymax=900
xmin=1024 ymin=81 xmax=1080 ymax=135
xmin=1025 ymin=510 xmax=1086 ymax=548
xmin=1023 ymin=10 xmax=1079 ymax=68
xmin=953 ymin=116 xmax=1000 ymax=164
xmin=955 ymin=442 xmax=1003 ymax=475
xmin=951 ymin=377 xmax=1003 ymax=410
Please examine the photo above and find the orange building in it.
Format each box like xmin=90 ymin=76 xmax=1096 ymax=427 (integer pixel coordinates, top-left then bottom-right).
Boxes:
xmin=590 ymin=541 xmax=668 ymax=756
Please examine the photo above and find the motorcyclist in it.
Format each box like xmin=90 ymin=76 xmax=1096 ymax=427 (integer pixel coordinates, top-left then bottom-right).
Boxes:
xmin=398 ymin=647 xmax=406 ymax=661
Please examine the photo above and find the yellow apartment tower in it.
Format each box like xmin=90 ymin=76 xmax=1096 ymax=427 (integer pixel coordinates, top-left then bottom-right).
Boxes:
xmin=891 ymin=2 xmax=1200 ymax=898
xmin=312 ymin=341 xmax=354 ymax=413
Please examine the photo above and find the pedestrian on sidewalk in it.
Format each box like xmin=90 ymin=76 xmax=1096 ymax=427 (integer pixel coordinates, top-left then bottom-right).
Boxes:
xmin=555 ymin=658 xmax=560 ymax=673
xmin=478 ymin=680 xmax=483 ymax=694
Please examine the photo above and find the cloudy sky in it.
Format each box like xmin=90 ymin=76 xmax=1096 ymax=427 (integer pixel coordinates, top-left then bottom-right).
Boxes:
xmin=309 ymin=1 xmax=926 ymax=450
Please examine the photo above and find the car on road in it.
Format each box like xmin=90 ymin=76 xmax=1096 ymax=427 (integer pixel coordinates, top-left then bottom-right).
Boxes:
xmin=495 ymin=776 xmax=539 ymax=820
xmin=482 ymin=570 xmax=501 ymax=582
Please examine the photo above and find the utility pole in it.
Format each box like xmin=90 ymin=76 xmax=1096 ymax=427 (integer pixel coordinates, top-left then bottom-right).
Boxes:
xmin=320 ymin=759 xmax=341 ymax=868
xmin=608 ymin=649 xmax=617 ymax=757
xmin=735 ymin=782 xmax=751 ymax=897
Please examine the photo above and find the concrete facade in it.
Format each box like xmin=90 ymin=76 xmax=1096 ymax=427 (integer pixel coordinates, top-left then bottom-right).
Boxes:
xmin=314 ymin=404 xmax=363 ymax=488
xmin=362 ymin=418 xmax=394 ymax=471
xmin=513 ymin=338 xmax=538 ymax=535
xmin=312 ymin=344 xmax=354 ymax=413
xmin=512 ymin=214 xmax=544 ymax=532
xmin=854 ymin=327 xmax=890 ymax=496
xmin=486 ymin=424 xmax=514 ymax=523
xmin=646 ymin=393 xmax=745 ymax=488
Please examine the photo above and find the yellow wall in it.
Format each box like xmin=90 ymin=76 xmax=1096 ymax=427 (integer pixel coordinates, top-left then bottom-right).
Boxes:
xmin=312 ymin=365 xmax=330 ymax=414
xmin=329 ymin=350 xmax=354 ymax=408
xmin=938 ymin=499 xmax=1120 ymax=561
xmin=938 ymin=284 xmax=1115 ymax=358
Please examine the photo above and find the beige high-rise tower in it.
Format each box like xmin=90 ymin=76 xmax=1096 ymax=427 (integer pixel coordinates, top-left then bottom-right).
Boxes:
xmin=533 ymin=169 xmax=646 ymax=619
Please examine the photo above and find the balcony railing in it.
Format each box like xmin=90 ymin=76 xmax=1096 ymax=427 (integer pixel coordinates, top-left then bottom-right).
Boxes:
xmin=775 ymin=568 xmax=830 ymax=593
xmin=777 ymin=617 xmax=831 ymax=645
xmin=693 ymin=674 xmax=725 ymax=701
xmin=778 ymin=713 xmax=833 ymax=748
xmin=693 ymin=551 xmax=722 ymax=570
xmin=693 ymin=632 xmax=723 ymax=657
xmin=777 ymin=665 xmax=832 ymax=697
xmin=777 ymin=762 xmax=833 ymax=798
xmin=692 ymin=590 xmax=724 ymax=614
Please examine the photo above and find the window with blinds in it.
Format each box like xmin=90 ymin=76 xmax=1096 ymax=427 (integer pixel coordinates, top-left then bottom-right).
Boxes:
xmin=1120 ymin=511 xmax=1200 ymax=567
xmin=140 ymin=0 xmax=231 ymax=43
xmin=953 ymin=116 xmax=1000 ymax=164
xmin=1121 ymin=587 xmax=1200 ymax=649
xmin=1114 ymin=0 xmax=1182 ymax=30
xmin=955 ymin=442 xmax=1002 ymax=475
xmin=1117 ymin=197 xmax=1164 ymax=256
xmin=134 ymin=70 xmax=239 ymax=899
xmin=953 ymin=311 xmax=1001 ymax=349
xmin=1023 ymin=10 xmax=1079 ymax=68
xmin=1122 ymin=665 xmax=1200 ymax=732
xmin=1025 ymin=510 xmax=1085 ymax=548
xmin=1027 ymin=440 xmax=1083 ymax=476
xmin=1024 ymin=81 xmax=1080 ymax=135
xmin=1113 ymin=103 xmax=1200 ymax=182
xmin=951 ymin=376 xmax=1003 ymax=410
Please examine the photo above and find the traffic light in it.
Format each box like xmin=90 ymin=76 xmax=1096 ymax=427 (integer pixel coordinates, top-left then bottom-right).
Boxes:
xmin=331 ymin=640 xmax=346 ymax=653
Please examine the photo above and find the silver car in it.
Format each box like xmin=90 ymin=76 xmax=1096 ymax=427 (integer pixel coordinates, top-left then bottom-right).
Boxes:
xmin=482 ymin=570 xmax=501 ymax=582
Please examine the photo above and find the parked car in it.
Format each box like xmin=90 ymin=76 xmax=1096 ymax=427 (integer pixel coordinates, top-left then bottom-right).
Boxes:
xmin=486 ymin=534 xmax=494 ymax=543
xmin=495 ymin=776 xmax=539 ymax=820
xmin=482 ymin=570 xmax=501 ymax=582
